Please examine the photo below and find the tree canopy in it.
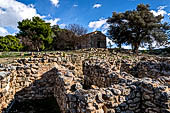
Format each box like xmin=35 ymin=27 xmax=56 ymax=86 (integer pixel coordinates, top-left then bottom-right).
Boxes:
xmin=51 ymin=25 xmax=79 ymax=50
xmin=0 ymin=4 xmax=170 ymax=52
xmin=107 ymin=4 xmax=170 ymax=53
xmin=65 ymin=24 xmax=88 ymax=36
xmin=17 ymin=16 xmax=53 ymax=51
xmin=0 ymin=35 xmax=23 ymax=51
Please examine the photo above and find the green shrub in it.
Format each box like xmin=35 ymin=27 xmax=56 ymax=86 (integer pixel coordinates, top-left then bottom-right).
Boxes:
xmin=0 ymin=35 xmax=23 ymax=52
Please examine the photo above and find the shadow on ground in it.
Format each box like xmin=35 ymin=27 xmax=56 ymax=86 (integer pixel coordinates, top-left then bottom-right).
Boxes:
xmin=8 ymin=97 xmax=61 ymax=113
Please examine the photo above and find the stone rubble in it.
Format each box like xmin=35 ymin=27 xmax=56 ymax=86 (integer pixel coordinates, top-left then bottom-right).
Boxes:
xmin=0 ymin=49 xmax=169 ymax=113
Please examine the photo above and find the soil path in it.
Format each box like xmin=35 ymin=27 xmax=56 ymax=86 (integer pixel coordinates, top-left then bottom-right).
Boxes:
xmin=0 ymin=58 xmax=15 ymax=64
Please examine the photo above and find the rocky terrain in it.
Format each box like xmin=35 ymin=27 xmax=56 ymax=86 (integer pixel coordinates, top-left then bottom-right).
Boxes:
xmin=0 ymin=48 xmax=170 ymax=113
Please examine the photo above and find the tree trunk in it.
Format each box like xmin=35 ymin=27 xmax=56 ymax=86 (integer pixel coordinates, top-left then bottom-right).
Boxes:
xmin=131 ymin=44 xmax=134 ymax=51
xmin=132 ymin=43 xmax=139 ymax=54
xmin=37 ymin=47 xmax=40 ymax=52
xmin=118 ymin=43 xmax=121 ymax=49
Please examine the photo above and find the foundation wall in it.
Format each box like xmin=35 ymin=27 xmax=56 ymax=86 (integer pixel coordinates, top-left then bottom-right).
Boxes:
xmin=0 ymin=51 xmax=169 ymax=113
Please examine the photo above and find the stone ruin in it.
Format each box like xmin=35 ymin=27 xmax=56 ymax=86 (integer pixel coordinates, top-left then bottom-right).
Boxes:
xmin=0 ymin=49 xmax=170 ymax=113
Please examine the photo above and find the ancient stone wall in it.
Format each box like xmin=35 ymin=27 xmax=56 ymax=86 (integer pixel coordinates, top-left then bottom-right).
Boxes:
xmin=0 ymin=59 xmax=58 ymax=111
xmin=0 ymin=53 xmax=83 ymax=112
xmin=141 ymin=78 xmax=170 ymax=113
xmin=0 ymin=71 xmax=16 ymax=111
xmin=54 ymin=63 xmax=141 ymax=113
xmin=83 ymin=59 xmax=120 ymax=88
xmin=0 ymin=50 xmax=170 ymax=113
xmin=83 ymin=59 xmax=170 ymax=113
xmin=120 ymin=57 xmax=170 ymax=80
xmin=55 ymin=59 xmax=169 ymax=113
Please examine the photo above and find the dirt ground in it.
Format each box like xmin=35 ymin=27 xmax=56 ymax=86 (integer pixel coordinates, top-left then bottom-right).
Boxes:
xmin=0 ymin=58 xmax=15 ymax=64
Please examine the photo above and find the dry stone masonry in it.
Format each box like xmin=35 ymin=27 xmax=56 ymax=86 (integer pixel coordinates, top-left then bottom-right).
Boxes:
xmin=0 ymin=49 xmax=170 ymax=113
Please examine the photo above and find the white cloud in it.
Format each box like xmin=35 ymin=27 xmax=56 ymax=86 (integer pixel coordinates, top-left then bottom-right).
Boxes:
xmin=88 ymin=18 xmax=108 ymax=31
xmin=158 ymin=6 xmax=167 ymax=10
xmin=0 ymin=0 xmax=42 ymax=29
xmin=106 ymin=38 xmax=116 ymax=48
xmin=50 ymin=0 xmax=59 ymax=7
xmin=122 ymin=45 xmax=132 ymax=49
xmin=45 ymin=18 xmax=60 ymax=26
xmin=59 ymin=24 xmax=66 ymax=28
xmin=0 ymin=27 xmax=9 ymax=36
xmin=73 ymin=4 xmax=78 ymax=7
xmin=101 ymin=23 xmax=109 ymax=34
xmin=93 ymin=4 xmax=102 ymax=8
xmin=151 ymin=6 xmax=167 ymax=16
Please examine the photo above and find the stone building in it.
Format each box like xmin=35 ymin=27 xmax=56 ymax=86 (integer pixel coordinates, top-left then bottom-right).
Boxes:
xmin=77 ymin=31 xmax=106 ymax=49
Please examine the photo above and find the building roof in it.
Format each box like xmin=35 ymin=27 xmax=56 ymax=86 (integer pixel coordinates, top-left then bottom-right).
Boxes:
xmin=80 ymin=31 xmax=106 ymax=39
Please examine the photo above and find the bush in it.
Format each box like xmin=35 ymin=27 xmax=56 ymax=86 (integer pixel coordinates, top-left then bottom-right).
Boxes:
xmin=0 ymin=35 xmax=23 ymax=52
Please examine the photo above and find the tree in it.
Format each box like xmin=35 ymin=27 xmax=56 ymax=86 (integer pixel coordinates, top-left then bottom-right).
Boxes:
xmin=17 ymin=16 xmax=53 ymax=51
xmin=65 ymin=24 xmax=88 ymax=36
xmin=51 ymin=25 xmax=79 ymax=50
xmin=108 ymin=41 xmax=112 ymax=49
xmin=107 ymin=12 xmax=129 ymax=49
xmin=107 ymin=4 xmax=170 ymax=53
xmin=0 ymin=35 xmax=23 ymax=51
xmin=51 ymin=25 xmax=62 ymax=50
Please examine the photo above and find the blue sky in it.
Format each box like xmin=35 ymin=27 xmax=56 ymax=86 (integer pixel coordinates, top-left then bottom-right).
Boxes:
xmin=0 ymin=0 xmax=170 ymax=35
xmin=0 ymin=0 xmax=170 ymax=49
xmin=19 ymin=0 xmax=170 ymax=31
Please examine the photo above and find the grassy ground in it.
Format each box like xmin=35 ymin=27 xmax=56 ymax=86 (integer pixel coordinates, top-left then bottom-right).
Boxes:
xmin=0 ymin=52 xmax=31 ymax=64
